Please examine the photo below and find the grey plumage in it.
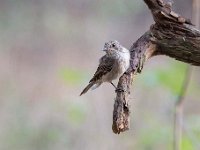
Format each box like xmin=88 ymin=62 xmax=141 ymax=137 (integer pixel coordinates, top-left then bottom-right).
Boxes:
xmin=80 ymin=40 xmax=130 ymax=96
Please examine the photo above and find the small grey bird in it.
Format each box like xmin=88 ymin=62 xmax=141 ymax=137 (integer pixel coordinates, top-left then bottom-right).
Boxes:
xmin=80 ymin=40 xmax=130 ymax=96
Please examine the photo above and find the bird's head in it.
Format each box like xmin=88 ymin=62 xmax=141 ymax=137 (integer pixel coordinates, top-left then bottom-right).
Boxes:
xmin=102 ymin=40 xmax=128 ymax=56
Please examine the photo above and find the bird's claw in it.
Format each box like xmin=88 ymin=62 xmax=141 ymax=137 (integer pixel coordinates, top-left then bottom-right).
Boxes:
xmin=115 ymin=88 xmax=125 ymax=93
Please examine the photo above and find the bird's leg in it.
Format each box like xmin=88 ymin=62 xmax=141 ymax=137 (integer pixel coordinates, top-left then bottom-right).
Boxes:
xmin=110 ymin=82 xmax=117 ymax=89
xmin=110 ymin=82 xmax=125 ymax=93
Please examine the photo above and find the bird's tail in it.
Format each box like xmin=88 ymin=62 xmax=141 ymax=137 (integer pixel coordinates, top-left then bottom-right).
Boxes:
xmin=80 ymin=82 xmax=94 ymax=96
xmin=80 ymin=82 xmax=101 ymax=96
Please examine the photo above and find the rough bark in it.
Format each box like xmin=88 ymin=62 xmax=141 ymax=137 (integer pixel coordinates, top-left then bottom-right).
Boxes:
xmin=112 ymin=0 xmax=200 ymax=134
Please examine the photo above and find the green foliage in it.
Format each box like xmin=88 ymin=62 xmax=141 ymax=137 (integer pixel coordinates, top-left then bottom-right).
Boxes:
xmin=59 ymin=68 xmax=86 ymax=86
xmin=185 ymin=116 xmax=200 ymax=148
xmin=182 ymin=136 xmax=195 ymax=150
xmin=155 ymin=62 xmax=187 ymax=95
xmin=67 ymin=102 xmax=87 ymax=126
xmin=140 ymin=62 xmax=187 ymax=96
xmin=137 ymin=120 xmax=172 ymax=150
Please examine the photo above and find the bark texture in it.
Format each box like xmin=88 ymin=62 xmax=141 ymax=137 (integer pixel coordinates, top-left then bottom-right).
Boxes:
xmin=112 ymin=0 xmax=200 ymax=134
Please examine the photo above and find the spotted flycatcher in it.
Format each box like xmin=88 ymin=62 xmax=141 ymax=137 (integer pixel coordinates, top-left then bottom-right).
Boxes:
xmin=80 ymin=40 xmax=130 ymax=96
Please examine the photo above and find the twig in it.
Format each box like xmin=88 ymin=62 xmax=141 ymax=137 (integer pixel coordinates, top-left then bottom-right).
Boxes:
xmin=174 ymin=66 xmax=192 ymax=150
xmin=173 ymin=0 xmax=199 ymax=149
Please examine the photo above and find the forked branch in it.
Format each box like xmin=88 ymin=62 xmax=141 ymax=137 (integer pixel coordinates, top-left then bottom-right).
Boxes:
xmin=112 ymin=0 xmax=200 ymax=134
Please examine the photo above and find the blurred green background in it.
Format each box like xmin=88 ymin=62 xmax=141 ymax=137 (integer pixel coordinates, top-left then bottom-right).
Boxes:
xmin=0 ymin=0 xmax=199 ymax=150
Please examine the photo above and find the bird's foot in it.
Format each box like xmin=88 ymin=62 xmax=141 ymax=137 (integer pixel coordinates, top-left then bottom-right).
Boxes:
xmin=115 ymin=88 xmax=125 ymax=93
xmin=110 ymin=82 xmax=126 ymax=93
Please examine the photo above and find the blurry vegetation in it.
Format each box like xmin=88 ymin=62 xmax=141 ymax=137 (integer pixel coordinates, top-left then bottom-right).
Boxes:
xmin=0 ymin=0 xmax=199 ymax=150
xmin=59 ymin=68 xmax=87 ymax=86
xmin=98 ymin=1 xmax=143 ymax=17
xmin=139 ymin=61 xmax=200 ymax=101
xmin=67 ymin=101 xmax=87 ymax=126
xmin=140 ymin=62 xmax=188 ymax=95
xmin=181 ymin=136 xmax=194 ymax=150
xmin=137 ymin=121 xmax=172 ymax=150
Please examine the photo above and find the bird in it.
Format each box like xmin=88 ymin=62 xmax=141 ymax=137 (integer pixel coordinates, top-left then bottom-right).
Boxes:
xmin=80 ymin=40 xmax=130 ymax=96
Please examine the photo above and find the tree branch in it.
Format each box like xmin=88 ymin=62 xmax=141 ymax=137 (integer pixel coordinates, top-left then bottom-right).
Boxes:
xmin=112 ymin=0 xmax=200 ymax=134
xmin=112 ymin=33 xmax=156 ymax=133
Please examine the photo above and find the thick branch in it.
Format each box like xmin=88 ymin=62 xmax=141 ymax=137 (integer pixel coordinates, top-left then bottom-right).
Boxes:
xmin=112 ymin=0 xmax=200 ymax=134
xmin=145 ymin=0 xmax=200 ymax=65
xmin=112 ymin=33 xmax=156 ymax=133
xmin=151 ymin=23 xmax=200 ymax=66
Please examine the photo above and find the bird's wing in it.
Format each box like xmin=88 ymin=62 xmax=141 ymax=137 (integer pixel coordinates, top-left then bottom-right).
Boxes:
xmin=89 ymin=55 xmax=115 ymax=83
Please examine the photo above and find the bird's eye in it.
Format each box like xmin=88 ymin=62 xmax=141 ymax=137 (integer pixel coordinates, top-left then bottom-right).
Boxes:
xmin=112 ymin=43 xmax=116 ymax=47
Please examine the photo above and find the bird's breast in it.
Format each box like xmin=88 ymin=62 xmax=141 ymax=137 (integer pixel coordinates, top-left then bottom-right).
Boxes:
xmin=104 ymin=55 xmax=130 ymax=82
xmin=117 ymin=57 xmax=129 ymax=75
xmin=101 ymin=51 xmax=130 ymax=82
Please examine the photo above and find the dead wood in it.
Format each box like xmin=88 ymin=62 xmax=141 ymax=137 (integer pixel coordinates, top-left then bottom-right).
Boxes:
xmin=113 ymin=0 xmax=200 ymax=134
